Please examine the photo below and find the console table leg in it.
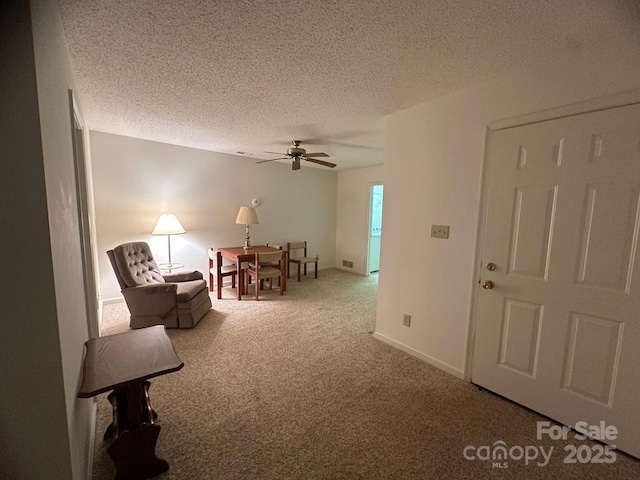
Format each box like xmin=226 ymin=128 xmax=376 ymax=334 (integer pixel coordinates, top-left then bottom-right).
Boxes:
xmin=107 ymin=423 xmax=168 ymax=480
xmin=104 ymin=381 xmax=168 ymax=479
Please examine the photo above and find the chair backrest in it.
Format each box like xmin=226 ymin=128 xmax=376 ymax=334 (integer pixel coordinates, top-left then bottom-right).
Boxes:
xmin=107 ymin=241 xmax=165 ymax=288
xmin=287 ymin=241 xmax=307 ymax=258
xmin=252 ymin=245 xmax=283 ymax=267
xmin=209 ymin=246 xmax=236 ymax=266
xmin=207 ymin=247 xmax=216 ymax=273
xmin=208 ymin=247 xmax=218 ymax=267
xmin=257 ymin=251 xmax=283 ymax=266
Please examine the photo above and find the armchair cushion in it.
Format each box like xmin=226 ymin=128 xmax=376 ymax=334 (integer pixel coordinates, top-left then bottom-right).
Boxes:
xmin=175 ymin=279 xmax=208 ymax=302
xmin=163 ymin=270 xmax=203 ymax=283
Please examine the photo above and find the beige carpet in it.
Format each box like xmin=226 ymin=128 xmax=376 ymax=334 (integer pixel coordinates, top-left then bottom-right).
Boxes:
xmin=93 ymin=269 xmax=640 ymax=479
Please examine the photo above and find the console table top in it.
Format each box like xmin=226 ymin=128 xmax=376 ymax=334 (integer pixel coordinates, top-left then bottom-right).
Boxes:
xmin=77 ymin=325 xmax=183 ymax=398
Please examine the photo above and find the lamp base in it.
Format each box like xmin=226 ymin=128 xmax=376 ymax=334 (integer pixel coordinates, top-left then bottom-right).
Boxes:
xmin=244 ymin=225 xmax=251 ymax=250
xmin=158 ymin=263 xmax=184 ymax=272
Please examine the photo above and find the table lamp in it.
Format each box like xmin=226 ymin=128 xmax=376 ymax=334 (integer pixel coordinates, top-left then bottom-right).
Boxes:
xmin=235 ymin=206 xmax=258 ymax=249
xmin=152 ymin=213 xmax=186 ymax=268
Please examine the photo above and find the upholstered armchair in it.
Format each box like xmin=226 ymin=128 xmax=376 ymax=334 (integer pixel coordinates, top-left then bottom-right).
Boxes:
xmin=107 ymin=241 xmax=212 ymax=329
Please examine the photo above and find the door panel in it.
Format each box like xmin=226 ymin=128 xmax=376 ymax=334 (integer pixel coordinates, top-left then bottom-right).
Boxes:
xmin=576 ymin=183 xmax=640 ymax=291
xmin=562 ymin=312 xmax=623 ymax=406
xmin=498 ymin=298 xmax=544 ymax=377
xmin=472 ymin=103 xmax=640 ymax=458
xmin=508 ymin=185 xmax=557 ymax=279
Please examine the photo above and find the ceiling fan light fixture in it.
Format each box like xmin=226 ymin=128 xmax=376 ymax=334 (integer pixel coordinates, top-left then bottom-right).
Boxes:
xmin=289 ymin=148 xmax=304 ymax=156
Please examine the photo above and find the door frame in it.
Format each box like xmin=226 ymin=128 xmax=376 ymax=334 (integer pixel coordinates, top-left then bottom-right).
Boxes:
xmin=68 ymin=89 xmax=100 ymax=339
xmin=366 ymin=182 xmax=384 ymax=277
xmin=464 ymin=88 xmax=640 ymax=382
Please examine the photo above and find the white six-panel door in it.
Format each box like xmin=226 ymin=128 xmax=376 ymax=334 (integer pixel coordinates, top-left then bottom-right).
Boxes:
xmin=472 ymin=103 xmax=640 ymax=457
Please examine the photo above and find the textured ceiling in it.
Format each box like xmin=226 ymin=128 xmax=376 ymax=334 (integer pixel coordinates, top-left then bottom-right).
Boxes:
xmin=56 ymin=0 xmax=639 ymax=170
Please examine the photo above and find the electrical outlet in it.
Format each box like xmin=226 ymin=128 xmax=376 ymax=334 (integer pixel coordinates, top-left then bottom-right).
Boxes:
xmin=403 ymin=314 xmax=411 ymax=327
xmin=431 ymin=225 xmax=450 ymax=239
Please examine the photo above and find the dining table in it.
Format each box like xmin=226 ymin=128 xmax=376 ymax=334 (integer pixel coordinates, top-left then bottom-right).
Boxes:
xmin=216 ymin=245 xmax=286 ymax=300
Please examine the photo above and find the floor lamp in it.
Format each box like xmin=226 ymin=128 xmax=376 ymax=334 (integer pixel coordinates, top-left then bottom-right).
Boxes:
xmin=152 ymin=213 xmax=186 ymax=268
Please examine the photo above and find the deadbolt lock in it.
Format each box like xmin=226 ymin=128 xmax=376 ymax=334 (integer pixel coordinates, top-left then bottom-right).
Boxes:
xmin=482 ymin=280 xmax=494 ymax=290
xmin=485 ymin=262 xmax=496 ymax=271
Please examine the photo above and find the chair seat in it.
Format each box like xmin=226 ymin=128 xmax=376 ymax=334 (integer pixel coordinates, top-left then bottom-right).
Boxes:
xmin=254 ymin=266 xmax=282 ymax=279
xmin=211 ymin=264 xmax=237 ymax=275
xmin=292 ymin=256 xmax=317 ymax=264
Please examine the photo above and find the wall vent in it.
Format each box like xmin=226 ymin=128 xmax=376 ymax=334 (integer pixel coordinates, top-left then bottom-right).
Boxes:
xmin=342 ymin=260 xmax=354 ymax=268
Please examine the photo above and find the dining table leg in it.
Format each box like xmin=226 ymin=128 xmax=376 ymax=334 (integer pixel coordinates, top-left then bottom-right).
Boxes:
xmin=283 ymin=252 xmax=288 ymax=292
xmin=216 ymin=251 xmax=223 ymax=300
xmin=237 ymin=261 xmax=243 ymax=300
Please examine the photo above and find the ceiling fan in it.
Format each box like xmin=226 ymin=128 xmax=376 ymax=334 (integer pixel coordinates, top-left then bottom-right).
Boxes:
xmin=256 ymin=140 xmax=336 ymax=170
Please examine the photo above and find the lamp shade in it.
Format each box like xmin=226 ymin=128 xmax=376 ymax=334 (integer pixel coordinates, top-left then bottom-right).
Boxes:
xmin=152 ymin=214 xmax=186 ymax=235
xmin=235 ymin=206 xmax=259 ymax=225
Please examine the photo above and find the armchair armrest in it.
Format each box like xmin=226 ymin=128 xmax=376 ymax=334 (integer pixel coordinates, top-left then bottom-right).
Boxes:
xmin=163 ymin=270 xmax=203 ymax=282
xmin=122 ymin=283 xmax=178 ymax=316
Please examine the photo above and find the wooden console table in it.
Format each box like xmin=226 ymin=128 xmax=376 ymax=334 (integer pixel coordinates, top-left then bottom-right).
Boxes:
xmin=78 ymin=325 xmax=184 ymax=479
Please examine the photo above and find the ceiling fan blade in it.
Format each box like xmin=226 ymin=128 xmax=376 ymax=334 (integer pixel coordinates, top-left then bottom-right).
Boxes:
xmin=304 ymin=157 xmax=337 ymax=168
xmin=256 ymin=157 xmax=287 ymax=164
xmin=304 ymin=152 xmax=330 ymax=158
xmin=264 ymin=151 xmax=287 ymax=156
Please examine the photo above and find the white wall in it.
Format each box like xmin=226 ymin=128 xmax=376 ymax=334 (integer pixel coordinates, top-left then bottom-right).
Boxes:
xmin=336 ymin=165 xmax=384 ymax=275
xmin=91 ymin=132 xmax=338 ymax=301
xmin=31 ymin=0 xmax=96 ymax=477
xmin=0 ymin=0 xmax=94 ymax=478
xmin=375 ymin=33 xmax=640 ymax=378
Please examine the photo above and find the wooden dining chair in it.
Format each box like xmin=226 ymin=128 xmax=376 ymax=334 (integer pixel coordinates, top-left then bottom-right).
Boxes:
xmin=245 ymin=251 xmax=285 ymax=300
xmin=248 ymin=244 xmax=284 ymax=289
xmin=287 ymin=241 xmax=318 ymax=281
xmin=208 ymin=247 xmax=237 ymax=292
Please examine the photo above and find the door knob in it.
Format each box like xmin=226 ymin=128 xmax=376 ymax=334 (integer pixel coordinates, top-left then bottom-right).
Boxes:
xmin=482 ymin=280 xmax=494 ymax=290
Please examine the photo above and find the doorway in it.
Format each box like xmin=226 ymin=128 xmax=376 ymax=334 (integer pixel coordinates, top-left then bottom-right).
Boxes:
xmin=368 ymin=184 xmax=383 ymax=274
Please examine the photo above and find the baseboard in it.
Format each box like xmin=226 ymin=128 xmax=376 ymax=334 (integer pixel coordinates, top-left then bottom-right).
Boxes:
xmin=373 ymin=331 xmax=465 ymax=380
xmin=102 ymin=297 xmax=124 ymax=305
xmin=85 ymin=399 xmax=97 ymax=480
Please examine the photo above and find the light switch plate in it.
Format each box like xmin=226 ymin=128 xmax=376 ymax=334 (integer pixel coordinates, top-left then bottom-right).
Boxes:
xmin=431 ymin=225 xmax=450 ymax=239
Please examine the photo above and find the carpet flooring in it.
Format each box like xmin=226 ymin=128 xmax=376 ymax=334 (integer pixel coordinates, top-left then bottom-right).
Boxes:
xmin=93 ymin=269 xmax=640 ymax=479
